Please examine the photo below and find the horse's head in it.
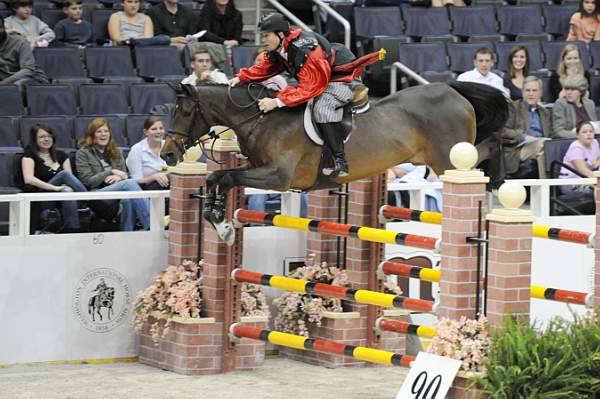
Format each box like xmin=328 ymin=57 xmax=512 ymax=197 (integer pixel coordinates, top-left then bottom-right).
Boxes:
xmin=161 ymin=84 xmax=212 ymax=166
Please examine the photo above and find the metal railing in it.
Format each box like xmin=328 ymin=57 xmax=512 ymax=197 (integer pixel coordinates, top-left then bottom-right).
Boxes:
xmin=390 ymin=62 xmax=429 ymax=94
xmin=255 ymin=0 xmax=312 ymax=45
xmin=311 ymin=0 xmax=351 ymax=49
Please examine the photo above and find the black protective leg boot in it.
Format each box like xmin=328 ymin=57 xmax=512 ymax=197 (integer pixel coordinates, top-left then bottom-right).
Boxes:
xmin=319 ymin=122 xmax=349 ymax=177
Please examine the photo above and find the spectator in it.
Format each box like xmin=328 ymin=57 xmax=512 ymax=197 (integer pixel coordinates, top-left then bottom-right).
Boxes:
xmin=53 ymin=0 xmax=93 ymax=48
xmin=252 ymin=47 xmax=287 ymax=91
xmin=501 ymin=76 xmax=551 ymax=178
xmin=559 ymin=121 xmax=599 ymax=195
xmin=387 ymin=164 xmax=442 ymax=212
xmin=197 ymin=0 xmax=242 ymax=46
xmin=181 ymin=50 xmax=228 ymax=85
xmin=108 ymin=0 xmax=170 ymax=46
xmin=147 ymin=0 xmax=197 ymax=46
xmin=503 ymin=45 xmax=529 ymax=101
xmin=552 ymin=74 xmax=597 ymax=138
xmin=0 ymin=18 xmax=49 ymax=89
xmin=76 ymin=118 xmax=150 ymax=231
xmin=457 ymin=47 xmax=509 ymax=97
xmin=4 ymin=0 xmax=55 ymax=47
xmin=549 ymin=44 xmax=590 ymax=101
xmin=22 ymin=124 xmax=87 ymax=233
xmin=567 ymin=0 xmax=600 ymax=43
xmin=126 ymin=116 xmax=169 ymax=190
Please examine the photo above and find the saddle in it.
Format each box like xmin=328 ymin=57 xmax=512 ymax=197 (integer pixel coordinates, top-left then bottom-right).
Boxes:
xmin=303 ymin=84 xmax=371 ymax=146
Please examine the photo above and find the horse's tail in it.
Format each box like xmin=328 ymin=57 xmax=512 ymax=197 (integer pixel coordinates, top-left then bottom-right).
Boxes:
xmin=447 ymin=81 xmax=509 ymax=145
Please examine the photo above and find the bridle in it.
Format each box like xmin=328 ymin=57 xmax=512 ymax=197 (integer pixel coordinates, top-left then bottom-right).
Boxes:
xmin=167 ymin=84 xmax=267 ymax=164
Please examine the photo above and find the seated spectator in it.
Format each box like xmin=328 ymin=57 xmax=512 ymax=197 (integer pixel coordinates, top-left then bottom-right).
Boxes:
xmin=22 ymin=124 xmax=87 ymax=233
xmin=549 ymin=44 xmax=590 ymax=101
xmin=552 ymin=74 xmax=597 ymax=138
xmin=0 ymin=18 xmax=49 ymax=89
xmin=253 ymin=47 xmax=287 ymax=91
xmin=4 ymin=0 xmax=55 ymax=47
xmin=108 ymin=0 xmax=170 ymax=46
xmin=567 ymin=0 xmax=600 ymax=43
xmin=457 ymin=47 xmax=509 ymax=97
xmin=181 ymin=50 xmax=228 ymax=85
xmin=147 ymin=0 xmax=198 ymax=46
xmin=559 ymin=121 xmax=599 ymax=194
xmin=76 ymin=118 xmax=150 ymax=231
xmin=501 ymin=76 xmax=551 ymax=178
xmin=126 ymin=116 xmax=169 ymax=190
xmin=53 ymin=0 xmax=93 ymax=48
xmin=197 ymin=0 xmax=242 ymax=46
xmin=387 ymin=164 xmax=441 ymax=212
xmin=503 ymin=45 xmax=529 ymax=101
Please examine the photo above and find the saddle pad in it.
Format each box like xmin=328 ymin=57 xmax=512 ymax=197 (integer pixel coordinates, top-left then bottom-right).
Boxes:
xmin=303 ymin=100 xmax=354 ymax=146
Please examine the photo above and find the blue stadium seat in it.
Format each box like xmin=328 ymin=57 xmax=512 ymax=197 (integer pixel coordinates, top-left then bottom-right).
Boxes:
xmin=447 ymin=42 xmax=494 ymax=73
xmin=0 ymin=85 xmax=25 ymax=116
xmin=589 ymin=41 xmax=600 ymax=71
xmin=130 ymin=83 xmax=176 ymax=114
xmin=321 ymin=1 xmax=354 ymax=44
xmin=26 ymin=85 xmax=77 ymax=116
xmin=85 ymin=47 xmax=141 ymax=82
xmin=403 ymin=7 xmax=452 ymax=39
xmin=73 ymin=115 xmax=127 ymax=147
xmin=33 ymin=47 xmax=90 ymax=81
xmin=40 ymin=8 xmax=65 ymax=29
xmin=450 ymin=6 xmax=497 ymax=37
xmin=135 ymin=46 xmax=186 ymax=81
xmin=543 ymin=41 xmax=590 ymax=70
xmin=365 ymin=35 xmax=412 ymax=82
xmin=498 ymin=6 xmax=544 ymax=36
xmin=126 ymin=114 xmax=172 ymax=146
xmin=398 ymin=42 xmax=449 ymax=73
xmin=589 ymin=75 xmax=600 ymax=105
xmin=543 ymin=4 xmax=578 ymax=39
xmin=496 ymin=41 xmax=544 ymax=71
xmin=0 ymin=117 xmax=20 ymax=150
xmin=232 ymin=45 xmax=264 ymax=74
xmin=92 ymin=9 xmax=117 ymax=44
xmin=540 ymin=76 xmax=553 ymax=103
xmin=353 ymin=6 xmax=404 ymax=38
xmin=78 ymin=84 xmax=129 ymax=115
xmin=19 ymin=116 xmax=74 ymax=150
xmin=0 ymin=151 xmax=23 ymax=194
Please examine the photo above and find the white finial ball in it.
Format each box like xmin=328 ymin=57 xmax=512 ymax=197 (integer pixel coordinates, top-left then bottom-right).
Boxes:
xmin=212 ymin=125 xmax=236 ymax=140
xmin=449 ymin=142 xmax=478 ymax=171
xmin=498 ymin=182 xmax=527 ymax=209
xmin=183 ymin=144 xmax=202 ymax=163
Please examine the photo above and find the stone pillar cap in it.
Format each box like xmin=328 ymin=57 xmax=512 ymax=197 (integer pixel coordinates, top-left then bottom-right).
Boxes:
xmin=440 ymin=142 xmax=489 ymax=184
xmin=487 ymin=181 xmax=535 ymax=223
xmin=168 ymin=144 xmax=207 ymax=175
xmin=211 ymin=125 xmax=240 ymax=151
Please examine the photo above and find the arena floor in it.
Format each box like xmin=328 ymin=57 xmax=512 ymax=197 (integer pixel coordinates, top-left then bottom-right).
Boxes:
xmin=0 ymin=357 xmax=409 ymax=399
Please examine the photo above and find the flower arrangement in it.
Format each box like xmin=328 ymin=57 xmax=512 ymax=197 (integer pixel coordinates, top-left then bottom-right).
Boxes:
xmin=133 ymin=260 xmax=269 ymax=344
xmin=426 ymin=315 xmax=491 ymax=373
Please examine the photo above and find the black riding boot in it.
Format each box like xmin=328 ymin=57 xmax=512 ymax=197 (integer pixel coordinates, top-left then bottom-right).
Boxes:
xmin=318 ymin=122 xmax=349 ymax=177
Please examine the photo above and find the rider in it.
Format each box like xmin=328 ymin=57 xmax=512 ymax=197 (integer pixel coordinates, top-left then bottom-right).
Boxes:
xmin=92 ymin=278 xmax=107 ymax=294
xmin=229 ymin=13 xmax=383 ymax=177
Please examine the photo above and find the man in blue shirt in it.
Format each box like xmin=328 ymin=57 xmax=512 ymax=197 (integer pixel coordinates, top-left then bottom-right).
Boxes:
xmin=501 ymin=76 xmax=552 ymax=178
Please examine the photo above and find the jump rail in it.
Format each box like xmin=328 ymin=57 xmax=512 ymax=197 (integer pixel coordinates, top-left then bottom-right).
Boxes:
xmin=375 ymin=317 xmax=437 ymax=339
xmin=232 ymin=269 xmax=438 ymax=313
xmin=377 ymin=261 xmax=440 ymax=283
xmin=230 ymin=323 xmax=415 ymax=367
xmin=530 ymin=285 xmax=593 ymax=307
xmin=233 ymin=209 xmax=441 ymax=252
xmin=379 ymin=205 xmax=595 ymax=247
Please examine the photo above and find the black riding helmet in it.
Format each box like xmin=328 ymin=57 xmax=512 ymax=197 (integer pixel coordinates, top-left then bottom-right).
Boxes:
xmin=258 ymin=13 xmax=290 ymax=35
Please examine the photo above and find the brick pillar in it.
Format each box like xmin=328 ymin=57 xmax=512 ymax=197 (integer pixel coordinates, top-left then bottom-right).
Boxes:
xmin=306 ymin=189 xmax=343 ymax=265
xmin=201 ymin=129 xmax=243 ymax=373
xmin=168 ymin=163 xmax=207 ymax=267
xmin=594 ymin=172 xmax=600 ymax=307
xmin=438 ymin=143 xmax=489 ymax=320
xmin=486 ymin=182 xmax=534 ymax=326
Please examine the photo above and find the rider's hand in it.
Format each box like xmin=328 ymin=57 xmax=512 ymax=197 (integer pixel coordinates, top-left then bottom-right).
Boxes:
xmin=258 ymin=97 xmax=278 ymax=113
xmin=228 ymin=77 xmax=240 ymax=87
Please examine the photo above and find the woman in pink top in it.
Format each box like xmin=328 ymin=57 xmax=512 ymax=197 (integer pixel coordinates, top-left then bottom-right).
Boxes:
xmin=560 ymin=121 xmax=600 ymax=193
xmin=567 ymin=0 xmax=600 ymax=43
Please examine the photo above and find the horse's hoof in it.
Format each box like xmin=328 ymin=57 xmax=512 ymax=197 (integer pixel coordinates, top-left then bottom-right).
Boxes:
xmin=214 ymin=220 xmax=235 ymax=246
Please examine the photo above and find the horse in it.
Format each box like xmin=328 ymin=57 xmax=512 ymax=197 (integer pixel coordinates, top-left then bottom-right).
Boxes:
xmin=161 ymin=82 xmax=509 ymax=245
xmin=88 ymin=287 xmax=115 ymax=322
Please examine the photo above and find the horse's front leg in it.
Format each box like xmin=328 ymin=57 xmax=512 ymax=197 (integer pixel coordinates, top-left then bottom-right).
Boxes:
xmin=211 ymin=166 xmax=292 ymax=246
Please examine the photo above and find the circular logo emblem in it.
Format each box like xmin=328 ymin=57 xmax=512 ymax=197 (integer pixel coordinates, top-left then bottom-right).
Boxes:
xmin=73 ymin=268 xmax=132 ymax=333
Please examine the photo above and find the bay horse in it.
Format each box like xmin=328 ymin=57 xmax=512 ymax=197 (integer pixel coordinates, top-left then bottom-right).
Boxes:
xmin=88 ymin=287 xmax=115 ymax=322
xmin=162 ymin=82 xmax=508 ymax=245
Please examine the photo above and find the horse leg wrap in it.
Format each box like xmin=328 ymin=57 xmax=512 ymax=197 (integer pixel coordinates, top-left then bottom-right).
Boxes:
xmin=203 ymin=192 xmax=216 ymax=221
xmin=210 ymin=194 xmax=226 ymax=224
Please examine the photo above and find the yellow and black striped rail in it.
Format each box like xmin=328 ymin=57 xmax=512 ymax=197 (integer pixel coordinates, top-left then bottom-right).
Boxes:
xmin=230 ymin=323 xmax=415 ymax=367
xmin=531 ymin=285 xmax=593 ymax=307
xmin=233 ymin=209 xmax=441 ymax=252
xmin=375 ymin=317 xmax=437 ymax=339
xmin=232 ymin=269 xmax=438 ymax=313
xmin=378 ymin=261 xmax=440 ymax=283
xmin=379 ymin=205 xmax=594 ymax=247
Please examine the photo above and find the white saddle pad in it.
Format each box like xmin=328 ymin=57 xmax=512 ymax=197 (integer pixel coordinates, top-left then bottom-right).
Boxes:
xmin=303 ymin=100 xmax=359 ymax=146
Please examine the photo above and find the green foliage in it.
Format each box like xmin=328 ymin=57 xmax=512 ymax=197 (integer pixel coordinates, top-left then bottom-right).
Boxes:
xmin=473 ymin=314 xmax=600 ymax=398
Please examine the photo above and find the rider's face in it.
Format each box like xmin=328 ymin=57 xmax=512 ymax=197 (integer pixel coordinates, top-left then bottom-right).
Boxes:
xmin=261 ymin=32 xmax=282 ymax=51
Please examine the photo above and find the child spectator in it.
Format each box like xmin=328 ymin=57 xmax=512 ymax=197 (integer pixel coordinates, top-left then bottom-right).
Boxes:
xmin=560 ymin=121 xmax=600 ymax=180
xmin=181 ymin=50 xmax=228 ymax=85
xmin=126 ymin=116 xmax=170 ymax=190
xmin=549 ymin=43 xmax=590 ymax=101
xmin=108 ymin=0 xmax=170 ymax=46
xmin=197 ymin=0 xmax=243 ymax=46
xmin=53 ymin=0 xmax=93 ymax=47
xmin=502 ymin=45 xmax=529 ymax=101
xmin=4 ymin=0 xmax=55 ymax=47
xmin=567 ymin=0 xmax=600 ymax=43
